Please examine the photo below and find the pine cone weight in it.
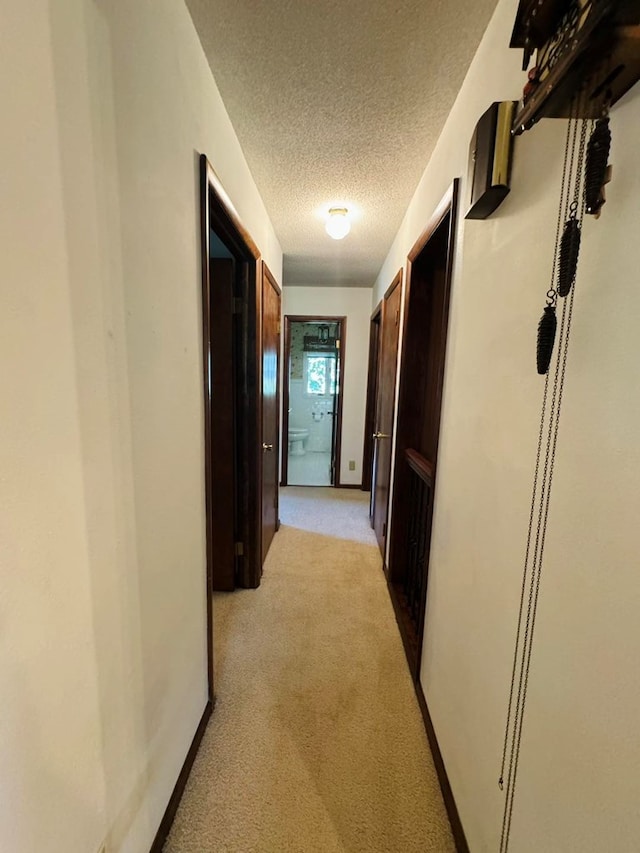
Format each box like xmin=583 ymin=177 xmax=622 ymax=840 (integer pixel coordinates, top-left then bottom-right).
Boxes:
xmin=537 ymin=306 xmax=557 ymax=375
xmin=585 ymin=117 xmax=611 ymax=216
xmin=558 ymin=218 xmax=581 ymax=297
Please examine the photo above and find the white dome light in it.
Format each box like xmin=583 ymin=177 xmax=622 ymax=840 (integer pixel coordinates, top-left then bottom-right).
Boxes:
xmin=325 ymin=207 xmax=351 ymax=240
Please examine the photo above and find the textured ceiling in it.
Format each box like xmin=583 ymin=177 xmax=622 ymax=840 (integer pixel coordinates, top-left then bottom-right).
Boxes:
xmin=186 ymin=0 xmax=499 ymax=286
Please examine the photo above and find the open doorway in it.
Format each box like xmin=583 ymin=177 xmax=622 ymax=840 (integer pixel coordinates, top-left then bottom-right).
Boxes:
xmin=281 ymin=316 xmax=345 ymax=487
xmin=387 ymin=181 xmax=459 ymax=681
xmin=200 ymin=154 xmax=270 ymax=618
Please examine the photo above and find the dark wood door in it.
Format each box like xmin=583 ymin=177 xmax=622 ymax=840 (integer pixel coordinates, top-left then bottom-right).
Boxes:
xmin=209 ymin=258 xmax=236 ymax=590
xmin=372 ymin=273 xmax=402 ymax=556
xmin=363 ymin=307 xmax=382 ymax=496
xmin=261 ymin=264 xmax=281 ymax=565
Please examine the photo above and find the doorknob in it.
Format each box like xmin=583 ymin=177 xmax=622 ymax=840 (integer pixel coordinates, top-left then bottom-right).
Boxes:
xmin=262 ymin=443 xmax=274 ymax=451
xmin=373 ymin=432 xmax=391 ymax=440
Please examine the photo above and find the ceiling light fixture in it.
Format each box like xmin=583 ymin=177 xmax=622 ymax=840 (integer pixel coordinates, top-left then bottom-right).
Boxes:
xmin=325 ymin=207 xmax=351 ymax=240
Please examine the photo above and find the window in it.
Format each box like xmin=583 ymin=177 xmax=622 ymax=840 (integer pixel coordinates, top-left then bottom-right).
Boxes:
xmin=305 ymin=354 xmax=336 ymax=396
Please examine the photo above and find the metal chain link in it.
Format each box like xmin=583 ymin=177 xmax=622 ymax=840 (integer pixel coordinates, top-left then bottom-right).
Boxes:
xmin=499 ymin=95 xmax=589 ymax=853
xmin=498 ymin=112 xmax=575 ymax=791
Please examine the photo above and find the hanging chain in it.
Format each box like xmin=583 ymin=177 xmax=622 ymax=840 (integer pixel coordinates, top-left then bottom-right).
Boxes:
xmin=499 ymin=95 xmax=589 ymax=853
xmin=498 ymin=112 xmax=575 ymax=791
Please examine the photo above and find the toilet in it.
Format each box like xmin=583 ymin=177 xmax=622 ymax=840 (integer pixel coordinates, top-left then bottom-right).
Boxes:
xmin=288 ymin=427 xmax=309 ymax=456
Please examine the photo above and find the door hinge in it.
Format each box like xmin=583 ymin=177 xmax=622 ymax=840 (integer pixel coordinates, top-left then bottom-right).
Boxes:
xmin=335 ymin=339 xmax=341 ymax=349
xmin=276 ymin=319 xmax=281 ymax=334
xmin=395 ymin=308 xmax=400 ymax=325
xmin=235 ymin=541 xmax=244 ymax=556
xmin=383 ymin=522 xmax=387 ymax=538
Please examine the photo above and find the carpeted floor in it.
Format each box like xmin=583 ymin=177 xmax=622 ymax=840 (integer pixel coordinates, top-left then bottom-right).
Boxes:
xmin=164 ymin=487 xmax=454 ymax=852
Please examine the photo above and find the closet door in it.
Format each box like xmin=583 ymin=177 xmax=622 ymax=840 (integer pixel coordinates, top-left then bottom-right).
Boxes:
xmin=372 ymin=272 xmax=402 ymax=557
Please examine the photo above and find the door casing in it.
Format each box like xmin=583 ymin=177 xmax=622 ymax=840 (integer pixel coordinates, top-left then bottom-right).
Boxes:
xmin=387 ymin=180 xmax=459 ymax=682
xmin=200 ymin=154 xmax=265 ymax=695
xmin=260 ymin=262 xmax=281 ymax=564
xmin=281 ymin=315 xmax=346 ymax=488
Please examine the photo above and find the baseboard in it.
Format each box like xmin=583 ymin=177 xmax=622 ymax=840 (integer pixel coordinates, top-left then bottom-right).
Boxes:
xmin=415 ymin=682 xmax=470 ymax=853
xmin=281 ymin=481 xmax=363 ymax=490
xmin=386 ymin=578 xmax=421 ymax=679
xmin=149 ymin=699 xmax=213 ymax=852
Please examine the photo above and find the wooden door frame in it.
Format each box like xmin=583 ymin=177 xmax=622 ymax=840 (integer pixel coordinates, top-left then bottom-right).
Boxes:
xmin=151 ymin=154 xmax=264 ymax=853
xmin=260 ymin=261 xmax=282 ymax=553
xmin=200 ymin=154 xmax=264 ymax=694
xmin=362 ymin=301 xmax=382 ymax=494
xmin=281 ymin=314 xmax=346 ymax=488
xmin=388 ymin=179 xmax=460 ymax=680
xmin=371 ymin=270 xmax=403 ymax=547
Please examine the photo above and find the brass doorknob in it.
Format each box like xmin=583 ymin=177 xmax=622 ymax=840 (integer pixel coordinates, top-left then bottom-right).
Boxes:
xmin=373 ymin=432 xmax=390 ymax=440
xmin=262 ymin=443 xmax=274 ymax=451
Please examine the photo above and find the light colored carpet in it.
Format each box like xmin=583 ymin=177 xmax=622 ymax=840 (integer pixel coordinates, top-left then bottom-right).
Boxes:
xmin=164 ymin=487 xmax=454 ymax=853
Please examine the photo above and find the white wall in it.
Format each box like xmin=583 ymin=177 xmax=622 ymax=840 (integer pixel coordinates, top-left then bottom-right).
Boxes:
xmin=289 ymin=380 xmax=335 ymax=451
xmin=375 ymin=1 xmax=640 ymax=851
xmin=283 ymin=288 xmax=372 ymax=486
xmin=0 ymin=2 xmax=281 ymax=852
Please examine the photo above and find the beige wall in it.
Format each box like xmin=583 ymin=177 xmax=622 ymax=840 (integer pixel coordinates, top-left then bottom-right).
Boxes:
xmin=282 ymin=287 xmax=372 ymax=486
xmin=375 ymin=0 xmax=640 ymax=850
xmin=0 ymin=2 xmax=281 ymax=852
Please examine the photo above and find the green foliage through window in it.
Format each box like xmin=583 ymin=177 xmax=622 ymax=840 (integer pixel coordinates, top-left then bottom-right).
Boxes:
xmin=306 ymin=355 xmax=336 ymax=395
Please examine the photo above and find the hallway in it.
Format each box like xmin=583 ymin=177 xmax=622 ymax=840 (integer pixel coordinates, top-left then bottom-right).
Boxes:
xmin=165 ymin=489 xmax=454 ymax=852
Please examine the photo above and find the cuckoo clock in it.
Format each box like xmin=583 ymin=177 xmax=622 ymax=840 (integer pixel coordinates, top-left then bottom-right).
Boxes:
xmin=510 ymin=0 xmax=640 ymax=133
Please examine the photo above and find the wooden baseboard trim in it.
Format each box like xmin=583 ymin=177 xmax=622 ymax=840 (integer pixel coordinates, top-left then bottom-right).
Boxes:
xmin=386 ymin=578 xmax=420 ymax=679
xmin=337 ymin=483 xmax=363 ymax=490
xmin=149 ymin=699 xmax=213 ymax=853
xmin=415 ymin=682 xmax=470 ymax=853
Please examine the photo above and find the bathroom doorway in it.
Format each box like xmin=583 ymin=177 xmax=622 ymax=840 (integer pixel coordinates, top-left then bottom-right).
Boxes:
xmin=281 ymin=316 xmax=345 ymax=487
